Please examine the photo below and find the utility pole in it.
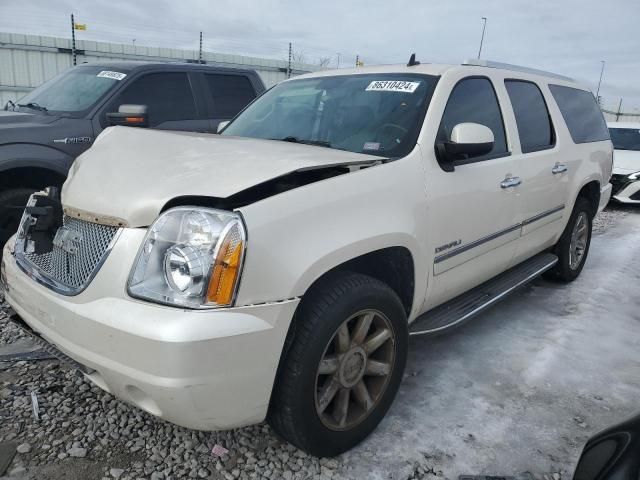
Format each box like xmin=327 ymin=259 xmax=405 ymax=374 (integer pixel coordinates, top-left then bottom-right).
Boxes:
xmin=336 ymin=53 xmax=341 ymax=69
xmin=616 ymin=98 xmax=623 ymax=121
xmin=199 ymin=32 xmax=203 ymax=64
xmin=287 ymin=42 xmax=292 ymax=78
xmin=70 ymin=14 xmax=77 ymax=66
xmin=596 ymin=60 xmax=605 ymax=99
xmin=477 ymin=17 xmax=487 ymax=59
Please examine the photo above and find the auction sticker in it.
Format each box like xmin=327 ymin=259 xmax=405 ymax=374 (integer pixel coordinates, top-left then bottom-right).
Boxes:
xmin=97 ymin=71 xmax=127 ymax=81
xmin=365 ymin=80 xmax=420 ymax=93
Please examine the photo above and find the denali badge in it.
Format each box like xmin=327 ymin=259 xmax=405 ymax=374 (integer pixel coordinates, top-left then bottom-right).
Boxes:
xmin=53 ymin=226 xmax=83 ymax=255
xmin=435 ymin=239 xmax=462 ymax=254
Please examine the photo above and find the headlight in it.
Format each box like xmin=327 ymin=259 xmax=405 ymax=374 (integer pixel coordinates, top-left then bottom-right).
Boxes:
xmin=628 ymin=171 xmax=640 ymax=181
xmin=128 ymin=207 xmax=246 ymax=309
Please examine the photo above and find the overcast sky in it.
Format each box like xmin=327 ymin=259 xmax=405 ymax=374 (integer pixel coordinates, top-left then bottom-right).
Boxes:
xmin=1 ymin=0 xmax=639 ymax=110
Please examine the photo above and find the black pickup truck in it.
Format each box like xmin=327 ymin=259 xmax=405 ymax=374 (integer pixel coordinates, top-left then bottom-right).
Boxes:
xmin=0 ymin=61 xmax=265 ymax=250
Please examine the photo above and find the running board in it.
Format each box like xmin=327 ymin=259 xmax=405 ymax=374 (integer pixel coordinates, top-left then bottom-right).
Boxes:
xmin=409 ymin=252 xmax=558 ymax=336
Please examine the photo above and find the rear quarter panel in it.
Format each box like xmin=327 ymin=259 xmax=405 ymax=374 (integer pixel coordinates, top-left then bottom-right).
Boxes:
xmin=543 ymin=82 xmax=612 ymax=239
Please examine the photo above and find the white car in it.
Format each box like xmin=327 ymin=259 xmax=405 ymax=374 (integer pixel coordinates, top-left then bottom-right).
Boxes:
xmin=608 ymin=121 xmax=640 ymax=203
xmin=1 ymin=58 xmax=612 ymax=456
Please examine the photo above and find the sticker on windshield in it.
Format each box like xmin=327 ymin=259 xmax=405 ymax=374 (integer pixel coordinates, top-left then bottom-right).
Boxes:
xmin=97 ymin=71 xmax=127 ymax=81
xmin=365 ymin=80 xmax=420 ymax=93
xmin=363 ymin=142 xmax=381 ymax=151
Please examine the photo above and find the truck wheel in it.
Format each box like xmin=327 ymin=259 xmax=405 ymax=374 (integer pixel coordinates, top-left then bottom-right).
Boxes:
xmin=545 ymin=197 xmax=593 ymax=282
xmin=0 ymin=188 xmax=35 ymax=254
xmin=269 ymin=272 xmax=408 ymax=457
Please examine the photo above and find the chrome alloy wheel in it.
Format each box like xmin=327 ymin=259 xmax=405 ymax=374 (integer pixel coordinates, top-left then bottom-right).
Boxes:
xmin=314 ymin=309 xmax=396 ymax=431
xmin=569 ymin=211 xmax=589 ymax=270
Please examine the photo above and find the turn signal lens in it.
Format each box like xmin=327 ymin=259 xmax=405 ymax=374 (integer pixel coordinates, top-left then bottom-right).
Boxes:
xmin=206 ymin=222 xmax=245 ymax=306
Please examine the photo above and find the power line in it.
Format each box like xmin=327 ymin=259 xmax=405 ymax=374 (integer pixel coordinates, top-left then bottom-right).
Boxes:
xmin=0 ymin=7 xmax=364 ymax=67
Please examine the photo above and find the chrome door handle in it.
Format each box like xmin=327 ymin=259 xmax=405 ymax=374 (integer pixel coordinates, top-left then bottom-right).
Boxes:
xmin=501 ymin=176 xmax=522 ymax=188
xmin=552 ymin=163 xmax=568 ymax=174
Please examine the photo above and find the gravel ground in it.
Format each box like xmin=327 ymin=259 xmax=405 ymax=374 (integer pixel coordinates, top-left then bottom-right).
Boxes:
xmin=0 ymin=315 xmax=342 ymax=480
xmin=591 ymin=202 xmax=629 ymax=234
xmin=0 ymin=203 xmax=637 ymax=480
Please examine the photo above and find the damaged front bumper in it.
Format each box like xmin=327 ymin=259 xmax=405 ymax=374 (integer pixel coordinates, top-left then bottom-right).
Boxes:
xmin=2 ymin=237 xmax=299 ymax=430
xmin=6 ymin=310 xmax=94 ymax=374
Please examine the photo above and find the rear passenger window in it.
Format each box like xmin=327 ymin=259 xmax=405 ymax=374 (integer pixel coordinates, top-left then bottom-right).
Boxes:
xmin=505 ymin=80 xmax=554 ymax=153
xmin=205 ymin=74 xmax=256 ymax=118
xmin=549 ymin=84 xmax=610 ymax=144
xmin=437 ymin=77 xmax=508 ymax=161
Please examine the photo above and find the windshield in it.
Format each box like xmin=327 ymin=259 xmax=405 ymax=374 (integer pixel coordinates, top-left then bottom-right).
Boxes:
xmin=16 ymin=66 xmax=126 ymax=115
xmin=223 ymin=73 xmax=438 ymax=158
xmin=609 ymin=127 xmax=640 ymax=151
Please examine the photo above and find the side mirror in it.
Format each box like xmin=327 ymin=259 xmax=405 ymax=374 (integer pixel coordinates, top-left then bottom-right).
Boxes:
xmin=436 ymin=123 xmax=494 ymax=172
xmin=217 ymin=120 xmax=230 ymax=133
xmin=106 ymin=104 xmax=148 ymax=127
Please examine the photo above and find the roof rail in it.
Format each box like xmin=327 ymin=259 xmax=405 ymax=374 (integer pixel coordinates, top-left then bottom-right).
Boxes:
xmin=462 ymin=59 xmax=574 ymax=82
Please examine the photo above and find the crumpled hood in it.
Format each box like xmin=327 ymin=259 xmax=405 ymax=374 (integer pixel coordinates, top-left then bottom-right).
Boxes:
xmin=63 ymin=126 xmax=380 ymax=227
xmin=613 ymin=149 xmax=640 ymax=174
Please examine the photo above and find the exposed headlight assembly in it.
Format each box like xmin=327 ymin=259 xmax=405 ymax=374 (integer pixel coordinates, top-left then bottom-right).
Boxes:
xmin=628 ymin=171 xmax=640 ymax=181
xmin=128 ymin=207 xmax=246 ymax=309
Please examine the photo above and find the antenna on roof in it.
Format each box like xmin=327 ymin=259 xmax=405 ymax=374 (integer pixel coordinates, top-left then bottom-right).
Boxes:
xmin=407 ymin=53 xmax=420 ymax=67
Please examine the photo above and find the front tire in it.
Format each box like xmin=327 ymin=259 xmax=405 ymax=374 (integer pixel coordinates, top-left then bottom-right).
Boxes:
xmin=268 ymin=272 xmax=408 ymax=457
xmin=545 ymin=196 xmax=593 ymax=282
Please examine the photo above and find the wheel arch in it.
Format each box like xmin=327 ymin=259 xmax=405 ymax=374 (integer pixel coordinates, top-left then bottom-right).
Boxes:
xmin=271 ymin=243 xmax=416 ymax=384
xmin=0 ymin=145 xmax=71 ymax=191
xmin=575 ymin=179 xmax=601 ymax=218
xmin=0 ymin=164 xmax=67 ymax=191
xmin=298 ymin=245 xmax=416 ymax=317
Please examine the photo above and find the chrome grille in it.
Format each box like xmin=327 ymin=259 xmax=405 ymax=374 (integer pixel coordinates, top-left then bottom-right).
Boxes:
xmin=17 ymin=215 xmax=119 ymax=295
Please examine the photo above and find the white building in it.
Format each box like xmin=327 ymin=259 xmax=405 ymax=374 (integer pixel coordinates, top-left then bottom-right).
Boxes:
xmin=0 ymin=32 xmax=320 ymax=106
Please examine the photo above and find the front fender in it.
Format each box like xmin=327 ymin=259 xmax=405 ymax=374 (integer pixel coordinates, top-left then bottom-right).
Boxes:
xmin=236 ymin=149 xmax=429 ymax=320
xmin=0 ymin=143 xmax=74 ymax=176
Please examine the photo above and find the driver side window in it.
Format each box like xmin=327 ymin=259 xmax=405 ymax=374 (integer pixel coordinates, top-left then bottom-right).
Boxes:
xmin=102 ymin=72 xmax=197 ymax=128
xmin=437 ymin=77 xmax=508 ymax=161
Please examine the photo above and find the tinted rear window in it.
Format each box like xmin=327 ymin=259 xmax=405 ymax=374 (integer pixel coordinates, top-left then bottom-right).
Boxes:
xmin=205 ymin=74 xmax=256 ymax=118
xmin=609 ymin=128 xmax=640 ymax=151
xmin=549 ymin=84 xmax=609 ymax=144
xmin=505 ymin=80 xmax=554 ymax=153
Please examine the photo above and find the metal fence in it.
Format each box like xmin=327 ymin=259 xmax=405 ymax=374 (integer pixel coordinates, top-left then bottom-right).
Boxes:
xmin=0 ymin=32 xmax=320 ymax=106
xmin=602 ymin=109 xmax=640 ymax=123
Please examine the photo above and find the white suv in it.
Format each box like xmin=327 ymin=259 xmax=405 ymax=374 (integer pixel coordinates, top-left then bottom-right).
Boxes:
xmin=1 ymin=58 xmax=612 ymax=456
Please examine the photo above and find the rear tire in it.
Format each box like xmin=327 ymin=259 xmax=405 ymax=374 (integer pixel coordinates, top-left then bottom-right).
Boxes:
xmin=544 ymin=197 xmax=593 ymax=282
xmin=268 ymin=272 xmax=408 ymax=457
xmin=0 ymin=188 xmax=35 ymax=259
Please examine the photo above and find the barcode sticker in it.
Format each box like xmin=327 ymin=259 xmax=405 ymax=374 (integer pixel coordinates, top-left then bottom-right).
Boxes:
xmin=365 ymin=80 xmax=420 ymax=93
xmin=97 ymin=71 xmax=127 ymax=81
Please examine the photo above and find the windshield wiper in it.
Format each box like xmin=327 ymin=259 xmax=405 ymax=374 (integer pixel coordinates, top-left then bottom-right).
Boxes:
xmin=278 ymin=136 xmax=332 ymax=148
xmin=17 ymin=102 xmax=48 ymax=113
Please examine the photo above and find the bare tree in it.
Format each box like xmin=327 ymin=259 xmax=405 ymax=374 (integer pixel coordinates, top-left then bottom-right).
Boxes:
xmin=291 ymin=50 xmax=307 ymax=64
xmin=318 ymin=56 xmax=331 ymax=68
